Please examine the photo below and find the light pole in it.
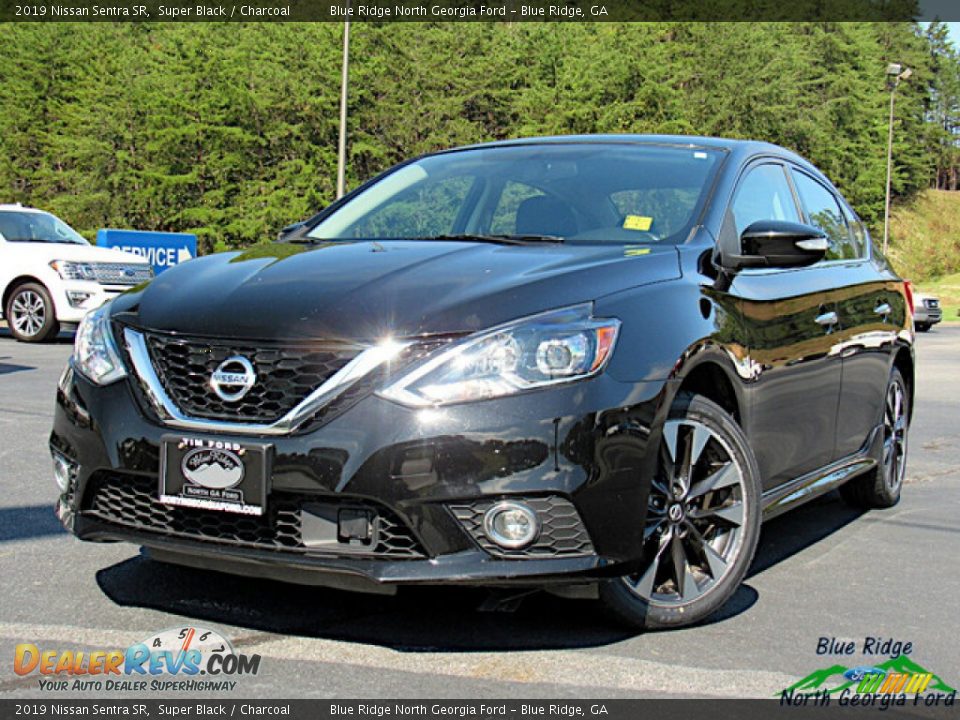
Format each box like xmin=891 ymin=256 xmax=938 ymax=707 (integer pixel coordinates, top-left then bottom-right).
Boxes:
xmin=336 ymin=5 xmax=351 ymax=200
xmin=883 ymin=62 xmax=912 ymax=255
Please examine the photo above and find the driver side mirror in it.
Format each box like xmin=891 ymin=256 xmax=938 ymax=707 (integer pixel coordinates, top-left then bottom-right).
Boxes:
xmin=723 ymin=220 xmax=828 ymax=271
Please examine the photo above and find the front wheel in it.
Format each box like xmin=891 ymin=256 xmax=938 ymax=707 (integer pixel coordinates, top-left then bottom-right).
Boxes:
xmin=915 ymin=323 xmax=930 ymax=332
xmin=5 ymin=282 xmax=60 ymax=343
xmin=600 ymin=394 xmax=762 ymax=630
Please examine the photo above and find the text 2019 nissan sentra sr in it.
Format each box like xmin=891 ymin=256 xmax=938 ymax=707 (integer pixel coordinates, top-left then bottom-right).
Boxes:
xmin=51 ymin=136 xmax=914 ymax=628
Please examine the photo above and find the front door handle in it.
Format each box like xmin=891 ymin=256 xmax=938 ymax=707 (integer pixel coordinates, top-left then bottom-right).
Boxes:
xmin=874 ymin=302 xmax=892 ymax=317
xmin=815 ymin=310 xmax=839 ymax=327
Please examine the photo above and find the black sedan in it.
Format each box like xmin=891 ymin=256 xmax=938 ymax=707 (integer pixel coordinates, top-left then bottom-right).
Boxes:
xmin=51 ymin=136 xmax=914 ymax=629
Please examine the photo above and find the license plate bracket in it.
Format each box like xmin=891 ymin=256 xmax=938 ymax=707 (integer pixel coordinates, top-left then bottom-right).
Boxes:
xmin=159 ymin=435 xmax=270 ymax=516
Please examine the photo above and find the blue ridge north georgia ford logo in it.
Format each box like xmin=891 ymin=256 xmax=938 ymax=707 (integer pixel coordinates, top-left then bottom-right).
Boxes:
xmin=181 ymin=447 xmax=244 ymax=490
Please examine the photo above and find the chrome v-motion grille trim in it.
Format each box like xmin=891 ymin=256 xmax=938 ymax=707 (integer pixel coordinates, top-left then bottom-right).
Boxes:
xmin=123 ymin=328 xmax=411 ymax=436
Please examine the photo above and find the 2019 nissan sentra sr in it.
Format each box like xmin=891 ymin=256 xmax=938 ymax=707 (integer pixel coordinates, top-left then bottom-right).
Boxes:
xmin=51 ymin=136 xmax=914 ymax=629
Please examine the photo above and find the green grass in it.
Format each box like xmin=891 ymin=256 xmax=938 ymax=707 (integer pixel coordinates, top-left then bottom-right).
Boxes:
xmin=888 ymin=190 xmax=960 ymax=282
xmin=886 ymin=190 xmax=960 ymax=323
xmin=915 ymin=271 xmax=960 ymax=323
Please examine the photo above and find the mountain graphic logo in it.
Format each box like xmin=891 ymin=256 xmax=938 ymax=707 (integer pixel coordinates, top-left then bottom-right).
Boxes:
xmin=780 ymin=655 xmax=956 ymax=696
xmin=182 ymin=448 xmax=244 ymax=490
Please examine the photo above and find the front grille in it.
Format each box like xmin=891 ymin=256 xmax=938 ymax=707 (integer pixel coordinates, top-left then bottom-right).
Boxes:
xmin=82 ymin=473 xmax=425 ymax=559
xmin=93 ymin=262 xmax=154 ymax=286
xmin=449 ymin=496 xmax=595 ymax=558
xmin=145 ymin=334 xmax=359 ymax=423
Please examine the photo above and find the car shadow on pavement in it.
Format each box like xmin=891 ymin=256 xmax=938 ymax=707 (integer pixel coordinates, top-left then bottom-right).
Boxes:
xmin=0 ymin=505 xmax=66 ymax=542
xmin=93 ymin=491 xmax=862 ymax=651
xmin=0 ymin=355 xmax=36 ymax=375
xmin=0 ymin=327 xmax=75 ymax=344
xmin=749 ymin=490 xmax=867 ymax=578
xmin=97 ymin=555 xmax=641 ymax=650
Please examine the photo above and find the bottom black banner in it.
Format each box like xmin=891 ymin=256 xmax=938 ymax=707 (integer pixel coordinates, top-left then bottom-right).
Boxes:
xmin=1 ymin=699 xmax=958 ymax=720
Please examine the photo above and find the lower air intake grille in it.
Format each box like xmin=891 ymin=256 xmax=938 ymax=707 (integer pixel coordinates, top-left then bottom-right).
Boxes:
xmin=448 ymin=496 xmax=595 ymax=558
xmin=82 ymin=473 xmax=425 ymax=559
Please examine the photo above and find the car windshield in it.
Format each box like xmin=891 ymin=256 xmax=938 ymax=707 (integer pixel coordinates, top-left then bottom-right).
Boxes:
xmin=307 ymin=143 xmax=725 ymax=245
xmin=0 ymin=210 xmax=89 ymax=245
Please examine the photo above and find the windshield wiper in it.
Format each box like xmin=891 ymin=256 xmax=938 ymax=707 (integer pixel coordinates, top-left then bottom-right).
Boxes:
xmin=432 ymin=233 xmax=565 ymax=245
xmin=287 ymin=234 xmax=565 ymax=246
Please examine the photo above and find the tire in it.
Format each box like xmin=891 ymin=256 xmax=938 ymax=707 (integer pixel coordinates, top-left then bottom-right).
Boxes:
xmin=599 ymin=393 xmax=762 ymax=630
xmin=5 ymin=282 xmax=60 ymax=343
xmin=839 ymin=368 xmax=908 ymax=509
xmin=915 ymin=323 xmax=929 ymax=332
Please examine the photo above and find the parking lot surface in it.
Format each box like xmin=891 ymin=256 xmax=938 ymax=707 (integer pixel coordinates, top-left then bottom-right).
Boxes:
xmin=1 ymin=324 xmax=958 ymax=698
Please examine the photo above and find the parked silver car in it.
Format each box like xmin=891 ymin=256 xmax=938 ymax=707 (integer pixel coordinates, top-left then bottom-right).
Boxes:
xmin=914 ymin=293 xmax=942 ymax=332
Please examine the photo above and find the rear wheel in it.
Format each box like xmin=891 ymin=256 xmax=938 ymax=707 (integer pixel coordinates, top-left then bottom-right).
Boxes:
xmin=840 ymin=368 xmax=908 ymax=509
xmin=599 ymin=394 xmax=762 ymax=630
xmin=5 ymin=282 xmax=60 ymax=343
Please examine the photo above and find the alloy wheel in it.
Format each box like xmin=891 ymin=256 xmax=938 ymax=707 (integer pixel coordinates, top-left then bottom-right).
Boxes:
xmin=622 ymin=418 xmax=749 ymax=606
xmin=882 ymin=379 xmax=908 ymax=492
xmin=11 ymin=290 xmax=46 ymax=338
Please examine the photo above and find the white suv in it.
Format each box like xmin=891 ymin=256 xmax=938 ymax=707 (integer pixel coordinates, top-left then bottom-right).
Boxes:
xmin=0 ymin=205 xmax=154 ymax=342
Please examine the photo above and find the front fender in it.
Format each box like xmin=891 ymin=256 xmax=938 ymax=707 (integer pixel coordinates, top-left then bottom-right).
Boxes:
xmin=596 ymin=276 xmax=744 ymax=388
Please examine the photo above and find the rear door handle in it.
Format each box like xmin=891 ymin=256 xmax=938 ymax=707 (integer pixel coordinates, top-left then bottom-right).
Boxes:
xmin=815 ymin=311 xmax=839 ymax=327
xmin=874 ymin=303 xmax=892 ymax=316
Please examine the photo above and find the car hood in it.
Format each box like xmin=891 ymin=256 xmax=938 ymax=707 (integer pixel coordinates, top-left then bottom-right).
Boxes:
xmin=117 ymin=240 xmax=681 ymax=340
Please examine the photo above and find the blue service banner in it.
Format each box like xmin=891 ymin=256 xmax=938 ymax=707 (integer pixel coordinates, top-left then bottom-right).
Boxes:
xmin=96 ymin=228 xmax=197 ymax=276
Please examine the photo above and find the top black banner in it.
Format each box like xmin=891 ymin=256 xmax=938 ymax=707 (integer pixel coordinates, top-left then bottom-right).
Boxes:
xmin=2 ymin=0 xmax=958 ymax=22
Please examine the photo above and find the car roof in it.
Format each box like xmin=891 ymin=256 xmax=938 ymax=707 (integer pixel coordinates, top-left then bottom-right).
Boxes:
xmin=457 ymin=133 xmax=776 ymax=153
xmin=449 ymin=134 xmax=828 ymax=187
xmin=0 ymin=204 xmax=45 ymax=214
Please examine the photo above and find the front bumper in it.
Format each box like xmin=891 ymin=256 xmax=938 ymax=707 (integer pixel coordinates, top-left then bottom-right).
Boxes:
xmin=69 ymin=515 xmax=609 ymax=595
xmin=914 ymin=306 xmax=943 ymax=325
xmin=51 ymin=363 xmax=669 ymax=591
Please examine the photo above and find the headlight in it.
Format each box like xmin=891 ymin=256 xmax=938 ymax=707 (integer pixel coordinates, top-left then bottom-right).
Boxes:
xmin=379 ymin=304 xmax=620 ymax=407
xmin=73 ymin=303 xmax=127 ymax=385
xmin=50 ymin=260 xmax=97 ymax=281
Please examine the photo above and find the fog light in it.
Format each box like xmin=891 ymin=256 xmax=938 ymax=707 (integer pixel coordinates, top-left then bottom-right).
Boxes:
xmin=51 ymin=452 xmax=76 ymax=494
xmin=66 ymin=291 xmax=93 ymax=308
xmin=482 ymin=501 xmax=539 ymax=549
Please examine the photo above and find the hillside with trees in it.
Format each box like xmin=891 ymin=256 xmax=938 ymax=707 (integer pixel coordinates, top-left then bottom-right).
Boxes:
xmin=1 ymin=21 xmax=959 ymax=279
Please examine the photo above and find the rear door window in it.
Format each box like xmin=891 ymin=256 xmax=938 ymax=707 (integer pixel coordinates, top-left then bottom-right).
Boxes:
xmin=837 ymin=199 xmax=869 ymax=260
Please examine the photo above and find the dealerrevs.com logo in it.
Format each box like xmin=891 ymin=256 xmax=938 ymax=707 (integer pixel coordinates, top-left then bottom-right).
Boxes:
xmin=14 ymin=626 xmax=261 ymax=692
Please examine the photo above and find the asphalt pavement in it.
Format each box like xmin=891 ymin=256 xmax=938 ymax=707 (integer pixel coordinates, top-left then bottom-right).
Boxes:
xmin=1 ymin=323 xmax=958 ymax=699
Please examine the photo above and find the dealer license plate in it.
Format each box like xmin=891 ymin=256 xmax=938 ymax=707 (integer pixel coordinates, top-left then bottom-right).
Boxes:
xmin=159 ymin=435 xmax=270 ymax=516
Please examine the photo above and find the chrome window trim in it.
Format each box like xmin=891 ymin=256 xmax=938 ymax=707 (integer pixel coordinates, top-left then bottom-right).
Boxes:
xmin=123 ymin=328 xmax=410 ymax=436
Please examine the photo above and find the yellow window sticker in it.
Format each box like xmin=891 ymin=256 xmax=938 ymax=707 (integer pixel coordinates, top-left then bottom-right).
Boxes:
xmin=623 ymin=215 xmax=653 ymax=231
